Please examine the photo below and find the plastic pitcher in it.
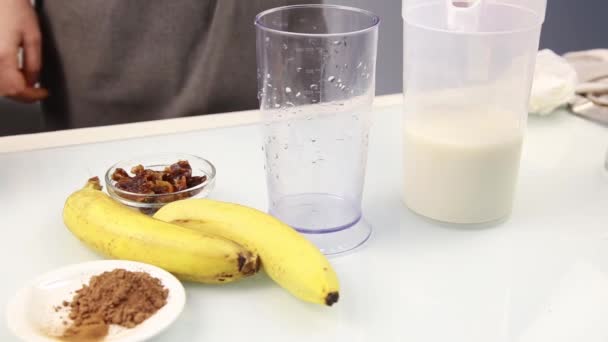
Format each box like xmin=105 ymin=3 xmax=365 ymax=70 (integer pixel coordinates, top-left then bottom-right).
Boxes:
xmin=402 ymin=0 xmax=546 ymax=224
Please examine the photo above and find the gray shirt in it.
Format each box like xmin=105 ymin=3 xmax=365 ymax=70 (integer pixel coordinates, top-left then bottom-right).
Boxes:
xmin=36 ymin=0 xmax=309 ymax=130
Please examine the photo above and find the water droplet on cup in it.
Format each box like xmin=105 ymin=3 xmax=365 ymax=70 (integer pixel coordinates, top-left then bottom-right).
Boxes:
xmin=266 ymin=73 xmax=271 ymax=79
xmin=328 ymin=76 xmax=335 ymax=82
xmin=332 ymin=40 xmax=341 ymax=45
xmin=296 ymin=67 xmax=303 ymax=72
xmin=282 ymin=43 xmax=288 ymax=50
xmin=295 ymin=92 xmax=301 ymax=97
xmin=310 ymin=84 xmax=319 ymax=90
xmin=285 ymin=87 xmax=292 ymax=93
xmin=357 ymin=62 xmax=363 ymax=69
xmin=274 ymin=104 xmax=281 ymax=108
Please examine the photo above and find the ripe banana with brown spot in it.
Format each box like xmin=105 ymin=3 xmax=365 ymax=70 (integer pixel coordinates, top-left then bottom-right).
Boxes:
xmin=63 ymin=178 xmax=259 ymax=284
xmin=153 ymin=199 xmax=340 ymax=306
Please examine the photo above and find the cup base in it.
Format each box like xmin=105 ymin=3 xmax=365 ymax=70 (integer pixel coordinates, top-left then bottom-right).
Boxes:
xmin=402 ymin=196 xmax=511 ymax=229
xmin=300 ymin=218 xmax=372 ymax=256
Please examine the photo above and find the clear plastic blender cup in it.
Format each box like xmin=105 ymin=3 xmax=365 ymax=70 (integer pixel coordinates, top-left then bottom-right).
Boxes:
xmin=402 ymin=0 xmax=546 ymax=224
xmin=256 ymin=5 xmax=380 ymax=255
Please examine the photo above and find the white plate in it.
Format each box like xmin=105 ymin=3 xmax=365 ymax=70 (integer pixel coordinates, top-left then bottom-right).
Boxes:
xmin=6 ymin=260 xmax=186 ymax=342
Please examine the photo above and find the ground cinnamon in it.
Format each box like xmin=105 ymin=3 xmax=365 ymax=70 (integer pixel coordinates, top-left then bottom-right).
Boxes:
xmin=60 ymin=269 xmax=169 ymax=341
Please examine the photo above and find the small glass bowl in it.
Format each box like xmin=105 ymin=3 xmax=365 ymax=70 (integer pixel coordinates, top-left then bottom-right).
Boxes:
xmin=105 ymin=153 xmax=216 ymax=214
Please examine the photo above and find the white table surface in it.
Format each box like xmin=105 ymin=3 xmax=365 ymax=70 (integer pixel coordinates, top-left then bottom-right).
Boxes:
xmin=1 ymin=99 xmax=607 ymax=342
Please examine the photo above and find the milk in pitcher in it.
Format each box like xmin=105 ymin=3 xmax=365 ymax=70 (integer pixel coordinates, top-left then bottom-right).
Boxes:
xmin=402 ymin=110 xmax=524 ymax=224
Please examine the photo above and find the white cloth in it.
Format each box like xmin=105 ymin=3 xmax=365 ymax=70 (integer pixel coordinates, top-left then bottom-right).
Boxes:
xmin=564 ymin=49 xmax=608 ymax=124
xmin=529 ymin=49 xmax=578 ymax=116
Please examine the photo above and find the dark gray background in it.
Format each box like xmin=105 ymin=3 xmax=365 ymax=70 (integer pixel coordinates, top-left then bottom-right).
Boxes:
xmin=2 ymin=0 xmax=607 ymax=136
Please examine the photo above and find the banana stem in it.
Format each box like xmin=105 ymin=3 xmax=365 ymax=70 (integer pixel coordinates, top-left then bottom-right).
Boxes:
xmin=85 ymin=177 xmax=103 ymax=191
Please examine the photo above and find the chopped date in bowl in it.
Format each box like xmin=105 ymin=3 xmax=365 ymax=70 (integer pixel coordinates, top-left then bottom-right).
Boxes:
xmin=111 ymin=160 xmax=207 ymax=204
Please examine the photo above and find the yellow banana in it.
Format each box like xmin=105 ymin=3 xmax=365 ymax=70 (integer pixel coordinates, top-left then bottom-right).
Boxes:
xmin=63 ymin=178 xmax=259 ymax=284
xmin=153 ymin=199 xmax=340 ymax=306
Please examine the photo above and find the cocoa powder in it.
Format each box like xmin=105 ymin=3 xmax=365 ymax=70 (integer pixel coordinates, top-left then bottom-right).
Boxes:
xmin=60 ymin=269 xmax=169 ymax=341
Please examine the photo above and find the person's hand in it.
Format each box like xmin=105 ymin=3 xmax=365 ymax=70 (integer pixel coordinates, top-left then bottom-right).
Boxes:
xmin=0 ymin=0 xmax=48 ymax=103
